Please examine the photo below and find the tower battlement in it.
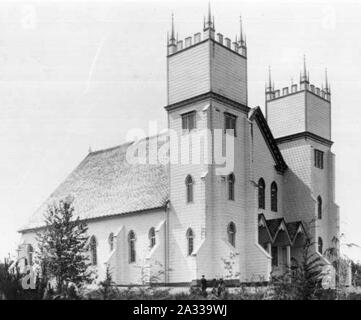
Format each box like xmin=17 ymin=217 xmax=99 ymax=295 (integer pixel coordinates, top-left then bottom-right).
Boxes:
xmin=167 ymin=9 xmax=247 ymax=58
xmin=265 ymin=60 xmax=332 ymax=141
xmin=167 ymin=29 xmax=247 ymax=58
xmin=166 ymin=6 xmax=248 ymax=106
xmin=265 ymin=58 xmax=331 ymax=103
xmin=266 ymin=82 xmax=331 ymax=103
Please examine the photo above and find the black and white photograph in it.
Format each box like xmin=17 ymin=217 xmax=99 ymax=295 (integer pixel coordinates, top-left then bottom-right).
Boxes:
xmin=0 ymin=0 xmax=361 ymax=308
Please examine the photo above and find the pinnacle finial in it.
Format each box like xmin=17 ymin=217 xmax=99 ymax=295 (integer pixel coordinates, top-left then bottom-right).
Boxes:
xmin=208 ymin=2 xmax=212 ymax=24
xmin=325 ymin=68 xmax=329 ymax=92
xmin=301 ymin=55 xmax=309 ymax=83
xmin=204 ymin=2 xmax=214 ymax=30
xmin=240 ymin=15 xmax=244 ymax=43
xmin=303 ymin=54 xmax=307 ymax=76
xmin=170 ymin=13 xmax=175 ymax=41
xmin=266 ymin=66 xmax=273 ymax=92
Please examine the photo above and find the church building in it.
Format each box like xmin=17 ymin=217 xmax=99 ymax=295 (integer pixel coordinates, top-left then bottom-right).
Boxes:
xmin=18 ymin=8 xmax=340 ymax=286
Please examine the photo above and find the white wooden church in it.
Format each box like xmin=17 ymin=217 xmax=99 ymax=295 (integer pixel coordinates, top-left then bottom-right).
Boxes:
xmin=18 ymin=8 xmax=340 ymax=286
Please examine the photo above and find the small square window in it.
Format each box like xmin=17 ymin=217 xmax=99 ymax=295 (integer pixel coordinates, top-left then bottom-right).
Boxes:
xmin=314 ymin=149 xmax=324 ymax=169
xmin=182 ymin=111 xmax=196 ymax=132
xmin=224 ymin=113 xmax=237 ymax=136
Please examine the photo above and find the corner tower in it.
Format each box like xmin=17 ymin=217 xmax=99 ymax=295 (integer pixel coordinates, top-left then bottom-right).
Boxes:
xmin=266 ymin=57 xmax=331 ymax=141
xmin=164 ymin=8 xmax=253 ymax=284
xmin=266 ymin=59 xmax=339 ymax=256
xmin=167 ymin=11 xmax=247 ymax=106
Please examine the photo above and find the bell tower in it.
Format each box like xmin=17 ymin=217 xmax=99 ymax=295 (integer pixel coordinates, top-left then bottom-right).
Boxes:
xmin=266 ymin=59 xmax=339 ymax=255
xmin=164 ymin=7 xmax=251 ymax=283
xmin=166 ymin=8 xmax=248 ymax=106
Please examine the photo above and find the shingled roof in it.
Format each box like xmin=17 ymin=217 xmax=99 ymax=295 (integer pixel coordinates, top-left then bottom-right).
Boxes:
xmin=258 ymin=214 xmax=307 ymax=246
xmin=20 ymin=135 xmax=169 ymax=232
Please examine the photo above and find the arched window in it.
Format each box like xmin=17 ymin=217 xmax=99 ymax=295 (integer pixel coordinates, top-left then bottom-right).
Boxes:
xmin=89 ymin=236 xmax=97 ymax=266
xmin=108 ymin=233 xmax=114 ymax=252
xmin=149 ymin=227 xmax=156 ymax=248
xmin=185 ymin=175 xmax=194 ymax=203
xmin=228 ymin=173 xmax=235 ymax=201
xmin=28 ymin=244 xmax=34 ymax=266
xmin=271 ymin=181 xmax=278 ymax=212
xmin=186 ymin=228 xmax=194 ymax=256
xmin=258 ymin=178 xmax=265 ymax=209
xmin=128 ymin=230 xmax=136 ymax=263
xmin=227 ymin=222 xmax=236 ymax=247
xmin=318 ymin=237 xmax=323 ymax=254
xmin=317 ymin=196 xmax=322 ymax=219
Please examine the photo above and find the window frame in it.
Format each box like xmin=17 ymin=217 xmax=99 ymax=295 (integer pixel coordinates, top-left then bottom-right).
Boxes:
xmin=317 ymin=196 xmax=322 ymax=219
xmin=181 ymin=111 xmax=196 ymax=132
xmin=185 ymin=175 xmax=194 ymax=203
xmin=271 ymin=181 xmax=278 ymax=212
xmin=108 ymin=232 xmax=114 ymax=252
xmin=314 ymin=149 xmax=324 ymax=169
xmin=186 ymin=228 xmax=194 ymax=256
xmin=228 ymin=173 xmax=235 ymax=201
xmin=318 ymin=237 xmax=323 ymax=254
xmin=258 ymin=178 xmax=266 ymax=209
xmin=224 ymin=112 xmax=237 ymax=136
xmin=128 ymin=230 xmax=136 ymax=263
xmin=227 ymin=222 xmax=236 ymax=247
xmin=149 ymin=227 xmax=156 ymax=249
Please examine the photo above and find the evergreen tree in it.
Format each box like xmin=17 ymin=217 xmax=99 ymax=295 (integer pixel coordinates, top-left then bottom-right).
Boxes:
xmin=271 ymin=237 xmax=325 ymax=300
xmin=96 ymin=265 xmax=119 ymax=300
xmin=36 ymin=197 xmax=92 ymax=296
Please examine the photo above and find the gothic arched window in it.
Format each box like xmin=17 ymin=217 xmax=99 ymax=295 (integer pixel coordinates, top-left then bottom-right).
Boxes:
xmin=186 ymin=228 xmax=194 ymax=256
xmin=149 ymin=227 xmax=156 ymax=248
xmin=227 ymin=222 xmax=236 ymax=247
xmin=185 ymin=175 xmax=194 ymax=203
xmin=318 ymin=237 xmax=323 ymax=254
xmin=317 ymin=196 xmax=322 ymax=219
xmin=228 ymin=173 xmax=235 ymax=201
xmin=271 ymin=181 xmax=278 ymax=212
xmin=258 ymin=178 xmax=265 ymax=209
xmin=89 ymin=236 xmax=97 ymax=266
xmin=128 ymin=230 xmax=136 ymax=263
xmin=108 ymin=232 xmax=114 ymax=252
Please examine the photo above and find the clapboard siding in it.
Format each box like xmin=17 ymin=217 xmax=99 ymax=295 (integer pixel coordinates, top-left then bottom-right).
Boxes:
xmin=267 ymin=91 xmax=306 ymax=139
xmin=211 ymin=42 xmax=247 ymax=105
xmin=168 ymin=42 xmax=210 ymax=104
xmin=306 ymin=92 xmax=331 ymax=140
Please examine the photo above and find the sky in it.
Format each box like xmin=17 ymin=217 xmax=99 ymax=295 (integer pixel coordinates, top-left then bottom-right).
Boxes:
xmin=0 ymin=0 xmax=361 ymax=261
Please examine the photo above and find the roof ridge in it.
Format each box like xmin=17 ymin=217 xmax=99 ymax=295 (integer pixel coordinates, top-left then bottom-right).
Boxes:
xmin=89 ymin=131 xmax=169 ymax=156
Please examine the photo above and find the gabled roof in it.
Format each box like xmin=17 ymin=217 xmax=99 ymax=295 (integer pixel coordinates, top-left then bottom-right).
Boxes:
xmin=249 ymin=107 xmax=288 ymax=174
xmin=258 ymin=214 xmax=307 ymax=246
xmin=265 ymin=218 xmax=285 ymax=238
xmin=286 ymin=221 xmax=307 ymax=243
xmin=20 ymin=135 xmax=169 ymax=232
xmin=258 ymin=214 xmax=273 ymax=243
